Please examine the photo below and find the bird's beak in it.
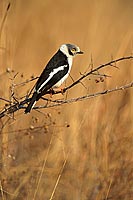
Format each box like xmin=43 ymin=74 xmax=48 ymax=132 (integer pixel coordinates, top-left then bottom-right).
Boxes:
xmin=77 ymin=51 xmax=84 ymax=54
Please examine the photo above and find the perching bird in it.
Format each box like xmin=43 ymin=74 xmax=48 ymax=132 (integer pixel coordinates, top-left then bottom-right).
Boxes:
xmin=25 ymin=43 xmax=83 ymax=113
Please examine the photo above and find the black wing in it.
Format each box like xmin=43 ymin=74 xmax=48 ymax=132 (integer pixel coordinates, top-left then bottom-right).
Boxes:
xmin=36 ymin=64 xmax=69 ymax=100
xmin=35 ymin=50 xmax=68 ymax=92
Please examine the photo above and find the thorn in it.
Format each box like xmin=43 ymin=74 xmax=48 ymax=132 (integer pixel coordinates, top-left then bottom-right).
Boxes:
xmin=110 ymin=64 xmax=119 ymax=69
xmin=7 ymin=3 xmax=11 ymax=11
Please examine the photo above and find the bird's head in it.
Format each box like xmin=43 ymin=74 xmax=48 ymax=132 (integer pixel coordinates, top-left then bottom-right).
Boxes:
xmin=60 ymin=44 xmax=83 ymax=57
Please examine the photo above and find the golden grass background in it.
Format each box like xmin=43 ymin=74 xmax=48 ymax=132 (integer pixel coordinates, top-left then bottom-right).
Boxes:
xmin=0 ymin=0 xmax=133 ymax=199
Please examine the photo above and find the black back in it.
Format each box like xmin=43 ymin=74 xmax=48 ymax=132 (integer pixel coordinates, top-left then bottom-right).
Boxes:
xmin=35 ymin=50 xmax=69 ymax=92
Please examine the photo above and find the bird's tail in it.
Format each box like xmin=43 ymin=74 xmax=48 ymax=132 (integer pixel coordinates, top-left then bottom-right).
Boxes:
xmin=25 ymin=92 xmax=38 ymax=114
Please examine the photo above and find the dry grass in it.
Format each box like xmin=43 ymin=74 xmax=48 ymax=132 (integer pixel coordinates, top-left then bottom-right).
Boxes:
xmin=0 ymin=0 xmax=133 ymax=199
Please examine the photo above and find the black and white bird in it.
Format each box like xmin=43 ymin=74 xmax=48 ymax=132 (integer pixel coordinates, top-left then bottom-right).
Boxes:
xmin=25 ymin=43 xmax=83 ymax=113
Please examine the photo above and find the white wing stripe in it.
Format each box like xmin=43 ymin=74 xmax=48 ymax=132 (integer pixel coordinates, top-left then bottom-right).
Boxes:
xmin=37 ymin=65 xmax=68 ymax=93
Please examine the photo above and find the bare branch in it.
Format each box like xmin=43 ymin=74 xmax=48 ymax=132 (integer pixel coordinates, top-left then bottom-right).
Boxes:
xmin=0 ymin=98 xmax=12 ymax=103
xmin=34 ymin=82 xmax=133 ymax=109
xmin=62 ymin=55 xmax=133 ymax=93
xmin=0 ymin=56 xmax=132 ymax=118
xmin=14 ymin=76 xmax=38 ymax=87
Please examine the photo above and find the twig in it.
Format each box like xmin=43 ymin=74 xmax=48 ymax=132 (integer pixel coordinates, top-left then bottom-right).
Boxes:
xmin=0 ymin=81 xmax=132 ymax=118
xmin=14 ymin=77 xmax=38 ymax=87
xmin=0 ymin=97 xmax=12 ymax=103
xmin=0 ymin=180 xmax=5 ymax=200
xmin=63 ymin=55 xmax=133 ymax=92
xmin=0 ymin=98 xmax=31 ymax=118
xmin=105 ymin=169 xmax=115 ymax=200
xmin=0 ymin=56 xmax=132 ymax=118
xmin=91 ymin=72 xmax=111 ymax=78
xmin=49 ymin=151 xmax=69 ymax=200
xmin=0 ymin=182 xmax=16 ymax=197
xmin=33 ymin=133 xmax=54 ymax=200
xmin=34 ymin=82 xmax=133 ymax=109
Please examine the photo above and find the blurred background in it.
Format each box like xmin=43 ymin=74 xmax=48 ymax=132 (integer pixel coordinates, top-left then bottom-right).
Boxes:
xmin=0 ymin=0 xmax=133 ymax=199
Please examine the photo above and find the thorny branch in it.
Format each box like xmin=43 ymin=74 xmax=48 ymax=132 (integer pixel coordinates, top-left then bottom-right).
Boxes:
xmin=0 ymin=56 xmax=133 ymax=118
xmin=35 ymin=82 xmax=133 ymax=109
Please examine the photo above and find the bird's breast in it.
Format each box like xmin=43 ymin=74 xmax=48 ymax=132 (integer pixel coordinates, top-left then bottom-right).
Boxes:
xmin=67 ymin=57 xmax=73 ymax=70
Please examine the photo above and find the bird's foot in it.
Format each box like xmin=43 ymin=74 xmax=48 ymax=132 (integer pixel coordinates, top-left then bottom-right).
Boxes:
xmin=60 ymin=87 xmax=65 ymax=95
xmin=49 ymin=88 xmax=54 ymax=98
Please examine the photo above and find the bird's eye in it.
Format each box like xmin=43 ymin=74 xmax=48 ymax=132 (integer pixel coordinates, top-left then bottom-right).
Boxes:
xmin=71 ymin=48 xmax=76 ymax=52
